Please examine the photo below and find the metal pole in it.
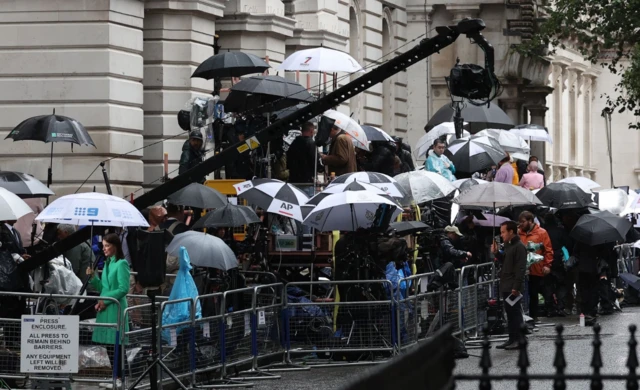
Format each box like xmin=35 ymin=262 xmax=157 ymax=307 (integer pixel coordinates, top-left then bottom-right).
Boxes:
xmin=603 ymin=108 xmax=614 ymax=188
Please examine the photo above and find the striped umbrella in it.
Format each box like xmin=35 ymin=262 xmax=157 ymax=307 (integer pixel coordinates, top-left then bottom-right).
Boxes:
xmin=235 ymin=178 xmax=309 ymax=222
xmin=302 ymin=181 xmax=397 ymax=218
xmin=328 ymin=171 xmax=408 ymax=200
xmin=446 ymin=135 xmax=506 ymax=173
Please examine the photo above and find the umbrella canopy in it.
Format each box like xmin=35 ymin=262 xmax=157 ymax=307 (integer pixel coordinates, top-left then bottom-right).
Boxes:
xmin=361 ymin=125 xmax=394 ymax=143
xmin=0 ymin=187 xmax=34 ymax=221
xmin=279 ymin=47 xmax=364 ymax=73
xmin=274 ymin=104 xmax=317 ymax=122
xmin=453 ymin=182 xmax=542 ymax=208
xmin=167 ymin=183 xmax=228 ymax=209
xmin=446 ymin=135 xmax=506 ymax=173
xmin=570 ymin=210 xmax=632 ymax=246
xmin=329 ymin=171 xmax=407 ymax=199
xmin=622 ymin=192 xmax=640 ymax=216
xmin=36 ymin=192 xmax=149 ymax=227
xmin=0 ymin=171 xmax=54 ymax=198
xmin=425 ymin=100 xmax=514 ymax=133
xmin=457 ymin=212 xmax=511 ymax=227
xmin=394 ymin=171 xmax=456 ymax=205
xmin=192 ymin=51 xmax=271 ymax=79
xmin=510 ymin=124 xmax=553 ymax=143
xmin=322 ymin=110 xmax=368 ymax=151
xmin=557 ymin=176 xmax=601 ymax=192
xmin=475 ymin=129 xmax=530 ymax=160
xmin=192 ymin=204 xmax=261 ymax=229
xmin=388 ymin=221 xmax=430 ymax=236
xmin=224 ymin=75 xmax=314 ymax=114
xmin=235 ymin=178 xmax=309 ymax=222
xmin=166 ymin=231 xmax=238 ymax=271
xmin=302 ymin=190 xmax=402 ymax=232
xmin=414 ymin=122 xmax=470 ymax=158
xmin=303 ymin=181 xmax=397 ymax=218
xmin=535 ymin=183 xmax=593 ymax=210
xmin=597 ymin=188 xmax=629 ymax=215
xmin=6 ymin=112 xmax=95 ymax=147
xmin=453 ymin=178 xmax=488 ymax=193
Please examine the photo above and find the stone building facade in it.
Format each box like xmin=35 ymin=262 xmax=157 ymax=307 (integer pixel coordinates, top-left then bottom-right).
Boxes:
xmin=0 ymin=0 xmax=637 ymax=198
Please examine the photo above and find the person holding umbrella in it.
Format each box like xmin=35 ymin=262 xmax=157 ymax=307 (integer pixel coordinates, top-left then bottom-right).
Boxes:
xmin=321 ymin=123 xmax=357 ymax=177
xmin=426 ymin=139 xmax=456 ymax=182
xmin=493 ymin=154 xmax=514 ymax=184
xmin=518 ymin=211 xmax=554 ymax=323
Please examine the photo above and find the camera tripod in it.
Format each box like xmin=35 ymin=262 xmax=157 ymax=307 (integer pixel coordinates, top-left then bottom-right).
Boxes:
xmin=127 ymin=288 xmax=189 ymax=390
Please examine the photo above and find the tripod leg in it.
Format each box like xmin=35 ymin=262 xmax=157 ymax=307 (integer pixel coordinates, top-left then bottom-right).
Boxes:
xmin=157 ymin=360 xmax=190 ymax=390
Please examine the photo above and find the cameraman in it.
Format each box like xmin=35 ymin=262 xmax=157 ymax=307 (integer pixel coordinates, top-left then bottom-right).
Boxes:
xmin=439 ymin=226 xmax=472 ymax=268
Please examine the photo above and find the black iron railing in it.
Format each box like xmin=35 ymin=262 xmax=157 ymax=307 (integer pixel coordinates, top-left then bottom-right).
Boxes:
xmin=455 ymin=323 xmax=640 ymax=390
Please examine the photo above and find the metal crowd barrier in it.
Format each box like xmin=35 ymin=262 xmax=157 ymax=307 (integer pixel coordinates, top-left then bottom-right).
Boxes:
xmin=1 ymin=268 xmax=508 ymax=386
xmin=282 ymin=280 xmax=396 ymax=367
xmin=0 ymin=291 xmax=123 ymax=389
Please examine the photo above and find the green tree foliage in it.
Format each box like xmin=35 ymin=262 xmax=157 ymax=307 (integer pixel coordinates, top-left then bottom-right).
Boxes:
xmin=519 ymin=0 xmax=640 ymax=127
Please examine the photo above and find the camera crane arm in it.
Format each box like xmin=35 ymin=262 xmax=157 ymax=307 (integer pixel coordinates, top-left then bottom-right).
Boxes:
xmin=20 ymin=19 xmax=493 ymax=273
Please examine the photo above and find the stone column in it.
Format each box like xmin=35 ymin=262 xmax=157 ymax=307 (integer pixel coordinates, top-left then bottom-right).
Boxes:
xmin=523 ymin=85 xmax=553 ymax=165
xmin=566 ymin=67 xmax=582 ymax=165
xmin=582 ymin=74 xmax=595 ymax=170
xmin=0 ymin=0 xmax=145 ymax=197
xmin=216 ymin=0 xmax=296 ymax=69
xmin=499 ymin=98 xmax=525 ymax=126
xmin=406 ymin=4 xmax=433 ymax=150
xmin=142 ymin=0 xmax=225 ymax=187
xmin=447 ymin=6 xmax=480 ymax=65
xmin=550 ymin=63 xmax=566 ymax=163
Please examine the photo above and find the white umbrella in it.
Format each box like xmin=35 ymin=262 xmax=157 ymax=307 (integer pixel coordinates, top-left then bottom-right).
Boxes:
xmin=322 ymin=110 xmax=369 ymax=151
xmin=597 ymin=188 xmax=628 ymax=215
xmin=235 ymin=178 xmax=309 ymax=222
xmin=414 ymin=122 xmax=470 ymax=158
xmin=394 ymin=171 xmax=456 ymax=205
xmin=36 ymin=192 xmax=149 ymax=227
xmin=453 ymin=182 xmax=542 ymax=208
xmin=476 ymin=129 xmax=530 ymax=160
xmin=302 ymin=190 xmax=401 ymax=232
xmin=0 ymin=187 xmax=34 ymax=221
xmin=166 ymin=231 xmax=238 ymax=271
xmin=557 ymin=176 xmax=601 ymax=192
xmin=510 ymin=124 xmax=553 ymax=143
xmin=622 ymin=192 xmax=640 ymax=216
xmin=278 ymin=47 xmax=364 ymax=73
xmin=328 ymin=171 xmax=407 ymax=200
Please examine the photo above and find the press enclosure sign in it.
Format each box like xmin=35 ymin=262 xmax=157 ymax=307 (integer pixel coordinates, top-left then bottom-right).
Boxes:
xmin=20 ymin=315 xmax=79 ymax=373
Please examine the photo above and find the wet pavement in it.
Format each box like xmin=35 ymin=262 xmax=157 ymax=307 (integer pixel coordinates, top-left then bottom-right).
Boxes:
xmin=66 ymin=307 xmax=640 ymax=389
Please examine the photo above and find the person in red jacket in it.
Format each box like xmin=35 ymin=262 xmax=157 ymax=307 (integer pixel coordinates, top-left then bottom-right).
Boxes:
xmin=518 ymin=211 xmax=554 ymax=322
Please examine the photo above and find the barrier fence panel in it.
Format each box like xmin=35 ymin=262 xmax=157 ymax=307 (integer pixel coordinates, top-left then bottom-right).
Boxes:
xmin=473 ymin=262 xmax=497 ymax=339
xmin=252 ymin=283 xmax=284 ymax=366
xmin=458 ymin=265 xmax=478 ymax=342
xmin=395 ymin=272 xmax=435 ymax=350
xmin=191 ymin=292 xmax=224 ymax=386
xmin=158 ymin=297 xmax=197 ymax=385
xmin=220 ymin=287 xmax=256 ymax=377
xmin=284 ymin=280 xmax=395 ymax=366
xmin=0 ymin=291 xmax=121 ymax=389
xmin=123 ymin=302 xmax=159 ymax=389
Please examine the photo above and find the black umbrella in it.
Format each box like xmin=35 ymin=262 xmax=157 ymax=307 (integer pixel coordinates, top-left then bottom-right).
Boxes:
xmin=0 ymin=171 xmax=54 ymax=198
xmin=388 ymin=221 xmax=429 ymax=236
xmin=224 ymin=75 xmax=314 ymax=114
xmin=5 ymin=110 xmax=95 ymax=191
xmin=445 ymin=135 xmax=506 ymax=173
xmin=274 ymin=103 xmax=317 ymax=122
xmin=167 ymin=183 xmax=228 ymax=209
xmin=192 ymin=51 xmax=270 ymax=79
xmin=425 ymin=100 xmax=514 ymax=133
xmin=535 ymin=183 xmax=593 ymax=210
xmin=192 ymin=203 xmax=261 ymax=229
xmin=570 ymin=210 xmax=632 ymax=246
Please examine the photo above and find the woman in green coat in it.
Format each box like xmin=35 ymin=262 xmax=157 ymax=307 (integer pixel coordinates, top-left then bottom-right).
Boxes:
xmin=86 ymin=233 xmax=129 ymax=388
